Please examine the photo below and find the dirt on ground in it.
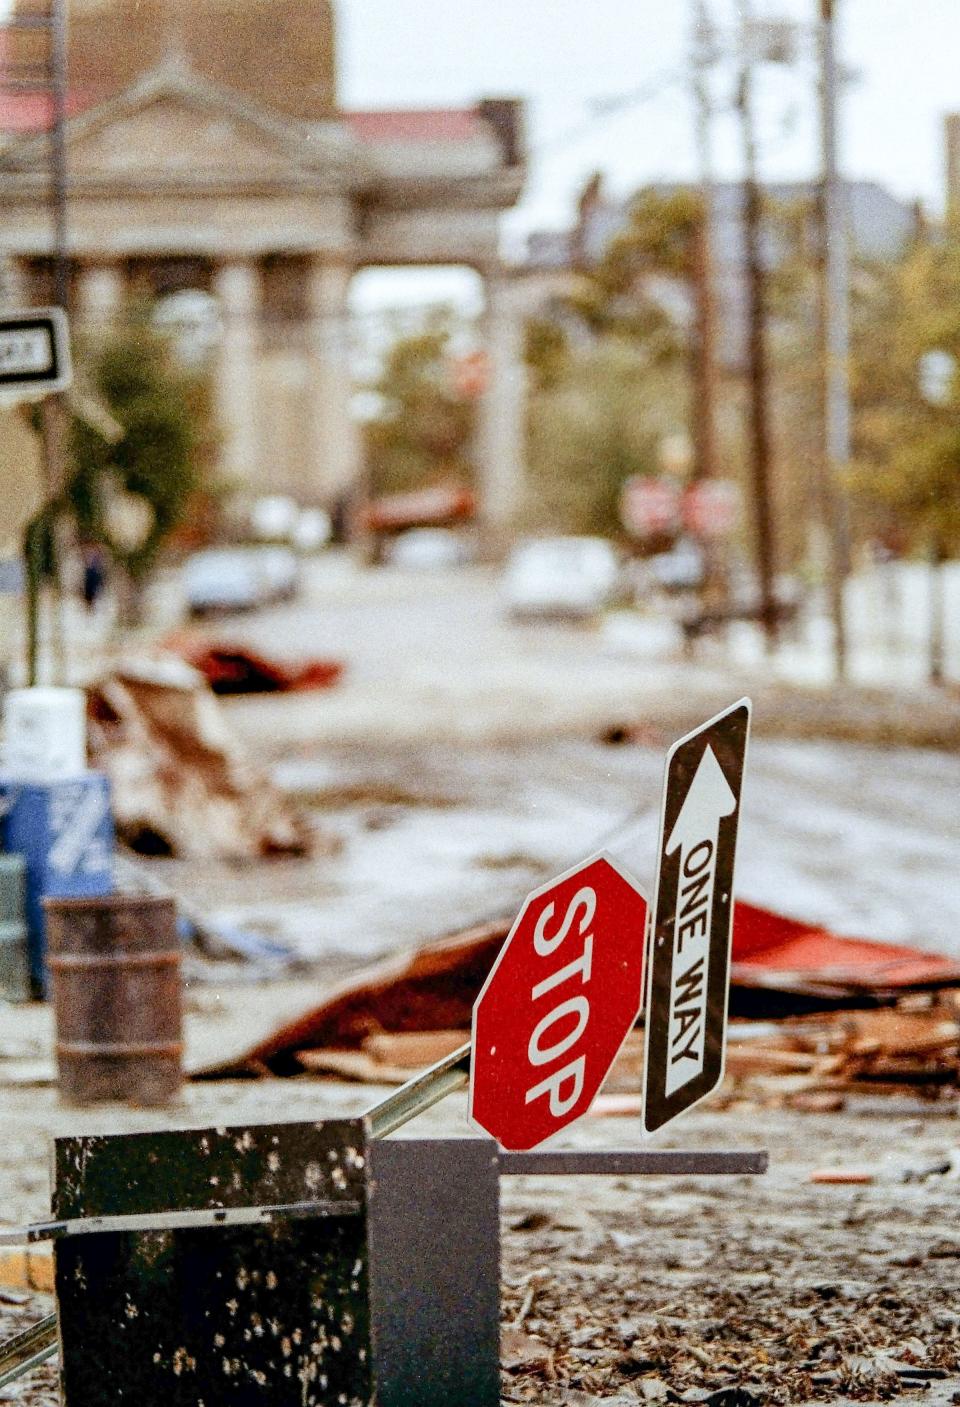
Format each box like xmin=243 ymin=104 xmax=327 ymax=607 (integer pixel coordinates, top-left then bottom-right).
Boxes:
xmin=498 ymin=1105 xmax=960 ymax=1405
xmin=2 ymin=1092 xmax=960 ymax=1406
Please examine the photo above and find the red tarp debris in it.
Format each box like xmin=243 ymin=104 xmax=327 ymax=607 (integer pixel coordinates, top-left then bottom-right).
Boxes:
xmin=362 ymin=483 xmax=475 ymax=534
xmin=730 ymin=901 xmax=960 ymax=1012
xmin=167 ymin=638 xmax=344 ymax=695
xmin=200 ymin=902 xmax=960 ymax=1078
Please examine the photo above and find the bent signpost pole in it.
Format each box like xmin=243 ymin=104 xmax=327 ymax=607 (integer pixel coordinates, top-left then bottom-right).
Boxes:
xmin=0 ymin=306 xmax=73 ymax=685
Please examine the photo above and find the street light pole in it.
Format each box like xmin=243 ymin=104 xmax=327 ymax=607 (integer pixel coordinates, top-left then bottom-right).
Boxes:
xmin=817 ymin=0 xmax=852 ymax=679
xmin=690 ymin=0 xmax=727 ymax=612
xmin=737 ymin=0 xmax=779 ymax=649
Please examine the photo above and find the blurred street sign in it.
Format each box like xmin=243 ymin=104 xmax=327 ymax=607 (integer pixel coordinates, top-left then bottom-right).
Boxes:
xmin=452 ymin=350 xmax=490 ymax=400
xmin=470 ymin=854 xmax=648 ymax=1151
xmin=683 ymin=479 xmax=742 ymax=539
xmin=620 ymin=476 xmax=681 ymax=538
xmin=643 ymin=700 xmax=751 ymax=1134
xmin=0 ymin=308 xmax=71 ymax=395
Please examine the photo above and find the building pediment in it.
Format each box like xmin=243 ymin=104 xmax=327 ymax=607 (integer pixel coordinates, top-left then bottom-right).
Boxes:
xmin=0 ymin=60 xmax=371 ymax=194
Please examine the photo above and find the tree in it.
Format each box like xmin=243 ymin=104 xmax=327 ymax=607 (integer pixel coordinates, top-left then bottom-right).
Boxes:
xmin=363 ymin=323 xmax=476 ymax=497
xmin=848 ymin=234 xmax=960 ymax=554
xmin=68 ymin=316 xmax=209 ymax=583
xmin=525 ymin=339 xmax=687 ymax=538
xmin=523 ymin=188 xmax=702 ymax=540
xmin=565 ymin=188 xmax=698 ymax=354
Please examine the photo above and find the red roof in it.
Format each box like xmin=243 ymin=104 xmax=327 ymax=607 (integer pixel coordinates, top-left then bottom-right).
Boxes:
xmin=0 ymin=88 xmax=89 ymax=133
xmin=344 ymin=108 xmax=486 ymax=144
xmin=0 ymin=85 xmax=487 ymax=145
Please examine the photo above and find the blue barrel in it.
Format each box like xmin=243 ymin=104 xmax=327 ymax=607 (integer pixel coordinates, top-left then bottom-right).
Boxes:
xmin=0 ymin=773 xmax=114 ymax=996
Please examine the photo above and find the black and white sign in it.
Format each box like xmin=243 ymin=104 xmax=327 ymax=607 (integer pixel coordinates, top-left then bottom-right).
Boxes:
xmin=643 ymin=698 xmax=751 ymax=1133
xmin=0 ymin=308 xmax=72 ymax=394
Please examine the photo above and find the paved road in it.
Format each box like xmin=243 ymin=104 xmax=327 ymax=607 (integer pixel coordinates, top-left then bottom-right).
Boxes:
xmin=217 ymin=555 xmax=733 ymax=747
xmin=150 ymin=556 xmax=960 ymax=970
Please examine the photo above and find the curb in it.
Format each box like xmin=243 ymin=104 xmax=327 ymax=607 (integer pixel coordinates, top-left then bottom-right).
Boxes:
xmin=0 ymin=1244 xmax=53 ymax=1293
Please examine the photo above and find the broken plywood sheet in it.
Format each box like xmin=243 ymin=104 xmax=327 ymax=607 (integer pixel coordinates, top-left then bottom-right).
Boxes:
xmin=89 ymin=660 xmax=325 ymax=862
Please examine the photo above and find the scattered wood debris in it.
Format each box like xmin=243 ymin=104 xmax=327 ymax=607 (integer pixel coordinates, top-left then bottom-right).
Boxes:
xmin=723 ymin=996 xmax=960 ymax=1108
xmin=283 ymin=998 xmax=960 ymax=1112
xmin=198 ymin=899 xmax=960 ymax=1106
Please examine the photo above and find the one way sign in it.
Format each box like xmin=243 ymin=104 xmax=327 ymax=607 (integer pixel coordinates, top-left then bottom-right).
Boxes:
xmin=642 ymin=699 xmax=751 ymax=1133
xmin=0 ymin=308 xmax=71 ymax=395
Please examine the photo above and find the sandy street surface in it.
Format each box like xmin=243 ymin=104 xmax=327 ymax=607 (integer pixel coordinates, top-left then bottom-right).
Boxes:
xmin=3 ymin=735 xmax=960 ymax=1406
xmin=4 ymin=565 xmax=960 ymax=1402
xmin=2 ymin=1091 xmax=960 ymax=1405
xmin=15 ymin=731 xmax=959 ymax=1084
xmin=166 ymin=735 xmax=960 ymax=976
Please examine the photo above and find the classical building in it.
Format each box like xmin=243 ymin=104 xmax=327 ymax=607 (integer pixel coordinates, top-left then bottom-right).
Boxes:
xmin=0 ymin=0 xmax=527 ymax=525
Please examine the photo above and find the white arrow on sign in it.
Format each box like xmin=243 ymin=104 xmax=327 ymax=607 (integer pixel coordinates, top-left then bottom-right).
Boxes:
xmin=662 ymin=745 xmax=738 ymax=1097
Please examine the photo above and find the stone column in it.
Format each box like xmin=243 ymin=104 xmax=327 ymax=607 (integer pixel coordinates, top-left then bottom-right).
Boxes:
xmin=306 ymin=258 xmax=360 ymax=503
xmin=477 ymin=269 xmax=527 ymax=539
xmin=76 ymin=262 xmax=126 ymax=337
xmin=0 ymin=257 xmax=30 ymax=313
xmin=212 ymin=259 xmax=261 ymax=486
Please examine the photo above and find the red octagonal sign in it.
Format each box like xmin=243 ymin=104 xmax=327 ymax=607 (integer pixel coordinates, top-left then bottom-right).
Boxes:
xmin=470 ymin=853 xmax=648 ymax=1151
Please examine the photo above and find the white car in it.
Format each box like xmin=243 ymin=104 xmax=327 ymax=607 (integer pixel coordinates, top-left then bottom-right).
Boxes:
xmin=255 ymin=546 xmax=300 ymax=602
xmin=183 ymin=547 xmax=299 ymax=616
xmin=385 ymin=529 xmax=471 ymax=570
xmin=504 ymin=537 xmax=620 ymax=620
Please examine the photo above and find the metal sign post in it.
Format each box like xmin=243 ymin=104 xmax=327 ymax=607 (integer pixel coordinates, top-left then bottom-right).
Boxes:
xmin=0 ymin=306 xmax=74 ymax=684
xmin=0 ymin=707 xmax=765 ymax=1402
xmin=643 ymin=698 xmax=751 ymax=1133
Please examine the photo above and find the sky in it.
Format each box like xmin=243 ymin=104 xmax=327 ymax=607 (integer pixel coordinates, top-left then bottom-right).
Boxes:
xmin=338 ymin=0 xmax=960 ymax=310
xmin=2 ymin=0 xmax=957 ymax=314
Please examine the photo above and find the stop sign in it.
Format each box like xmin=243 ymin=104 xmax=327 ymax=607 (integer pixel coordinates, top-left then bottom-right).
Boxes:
xmin=620 ymin=476 xmax=681 ymax=538
xmin=470 ymin=854 xmax=648 ymax=1151
xmin=682 ymin=479 xmax=741 ymax=539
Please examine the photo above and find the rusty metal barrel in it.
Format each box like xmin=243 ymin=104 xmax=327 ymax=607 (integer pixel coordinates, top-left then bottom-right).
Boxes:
xmin=43 ymin=894 xmax=183 ymax=1106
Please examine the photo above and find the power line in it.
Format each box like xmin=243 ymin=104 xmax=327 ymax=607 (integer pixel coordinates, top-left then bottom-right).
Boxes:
xmin=531 ymin=68 xmax=686 ymax=159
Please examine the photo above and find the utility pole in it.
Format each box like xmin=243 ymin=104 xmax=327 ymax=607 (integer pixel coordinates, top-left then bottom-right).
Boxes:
xmin=816 ymin=0 xmax=852 ymax=679
xmin=737 ymin=0 xmax=778 ymax=648
xmin=3 ymin=0 xmax=71 ymax=683
xmin=43 ymin=0 xmax=71 ymax=684
xmin=691 ymin=0 xmax=720 ymax=487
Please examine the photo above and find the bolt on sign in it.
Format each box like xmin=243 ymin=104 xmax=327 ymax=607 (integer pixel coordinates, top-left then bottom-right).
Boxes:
xmin=643 ymin=699 xmax=751 ymax=1134
xmin=0 ymin=308 xmax=72 ymax=396
xmin=470 ymin=854 xmax=648 ymax=1151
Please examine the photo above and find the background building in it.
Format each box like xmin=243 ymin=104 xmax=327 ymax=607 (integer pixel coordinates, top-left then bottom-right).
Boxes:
xmin=0 ymin=0 xmax=528 ymax=525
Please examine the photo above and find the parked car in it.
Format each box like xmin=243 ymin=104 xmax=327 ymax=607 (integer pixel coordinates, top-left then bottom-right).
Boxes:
xmin=183 ymin=547 xmax=300 ymax=617
xmin=503 ymin=537 xmax=621 ymax=620
xmin=385 ymin=529 xmax=472 ymax=570
xmin=647 ymin=538 xmax=706 ymax=593
xmin=256 ymin=546 xmax=300 ymax=603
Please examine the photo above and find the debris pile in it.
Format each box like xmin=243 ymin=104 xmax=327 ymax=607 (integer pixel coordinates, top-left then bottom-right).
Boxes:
xmin=166 ymin=636 xmax=344 ymax=695
xmin=88 ymin=662 xmax=328 ymax=861
xmin=201 ymin=901 xmax=960 ymax=1109
xmin=724 ymin=998 xmax=960 ymax=1110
